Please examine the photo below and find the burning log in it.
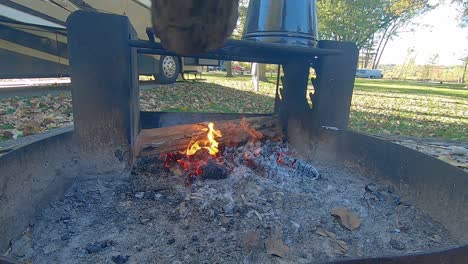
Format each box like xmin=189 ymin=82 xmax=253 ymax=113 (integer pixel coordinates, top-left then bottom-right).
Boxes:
xmin=277 ymin=153 xmax=321 ymax=179
xmin=234 ymin=142 xmax=321 ymax=181
xmin=136 ymin=116 xmax=282 ymax=157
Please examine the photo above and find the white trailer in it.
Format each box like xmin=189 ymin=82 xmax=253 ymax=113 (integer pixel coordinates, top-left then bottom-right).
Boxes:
xmin=355 ymin=69 xmax=383 ymax=79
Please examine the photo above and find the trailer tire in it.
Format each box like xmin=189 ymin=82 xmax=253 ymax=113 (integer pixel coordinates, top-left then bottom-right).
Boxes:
xmin=157 ymin=56 xmax=180 ymax=84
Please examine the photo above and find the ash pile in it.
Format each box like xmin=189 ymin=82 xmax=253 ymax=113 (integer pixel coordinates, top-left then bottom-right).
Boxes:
xmin=5 ymin=140 xmax=457 ymax=264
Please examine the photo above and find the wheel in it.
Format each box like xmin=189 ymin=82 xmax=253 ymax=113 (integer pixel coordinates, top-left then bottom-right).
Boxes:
xmin=157 ymin=56 xmax=180 ymax=84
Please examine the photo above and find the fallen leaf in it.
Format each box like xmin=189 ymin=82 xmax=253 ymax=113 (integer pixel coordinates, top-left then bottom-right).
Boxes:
xmin=438 ymin=155 xmax=468 ymax=169
xmin=331 ymin=207 xmax=361 ymax=231
xmin=316 ymin=227 xmax=348 ymax=255
xmin=316 ymin=227 xmax=336 ymax=239
xmin=2 ymin=131 xmax=13 ymax=139
xmin=335 ymin=239 xmax=348 ymax=255
xmin=265 ymin=229 xmax=288 ymax=258
xmin=242 ymin=230 xmax=263 ymax=251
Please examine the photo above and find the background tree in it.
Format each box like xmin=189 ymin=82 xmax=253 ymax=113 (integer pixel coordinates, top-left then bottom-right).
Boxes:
xmin=226 ymin=0 xmax=249 ymax=77
xmin=451 ymin=0 xmax=468 ymax=27
xmin=318 ymin=0 xmax=390 ymax=48
xmin=228 ymin=0 xmax=271 ymax=81
xmin=371 ymin=0 xmax=434 ymax=69
xmin=422 ymin=53 xmax=440 ymax=81
xmin=318 ymin=0 xmax=434 ymax=69
xmin=461 ymin=55 xmax=468 ymax=83
xmin=398 ymin=47 xmax=417 ymax=79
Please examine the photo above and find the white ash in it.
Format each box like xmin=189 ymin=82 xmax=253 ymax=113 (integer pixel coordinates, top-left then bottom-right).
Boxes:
xmin=5 ymin=141 xmax=458 ymax=264
xmin=223 ymin=141 xmax=320 ymax=187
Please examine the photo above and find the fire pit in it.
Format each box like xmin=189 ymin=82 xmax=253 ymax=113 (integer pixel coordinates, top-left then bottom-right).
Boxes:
xmin=1 ymin=11 xmax=467 ymax=264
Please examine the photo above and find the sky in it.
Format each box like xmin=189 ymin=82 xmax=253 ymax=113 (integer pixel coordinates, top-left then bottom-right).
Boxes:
xmin=379 ymin=4 xmax=468 ymax=66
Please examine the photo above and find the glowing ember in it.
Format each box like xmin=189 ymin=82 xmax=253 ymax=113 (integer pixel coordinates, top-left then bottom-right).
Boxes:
xmin=186 ymin=122 xmax=222 ymax=156
xmin=161 ymin=122 xmax=224 ymax=180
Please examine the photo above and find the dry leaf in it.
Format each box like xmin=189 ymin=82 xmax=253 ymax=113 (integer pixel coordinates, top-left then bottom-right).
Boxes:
xmin=316 ymin=227 xmax=348 ymax=255
xmin=265 ymin=229 xmax=289 ymax=258
xmin=331 ymin=207 xmax=361 ymax=231
xmin=438 ymin=155 xmax=468 ymax=169
xmin=2 ymin=131 xmax=14 ymax=139
xmin=242 ymin=230 xmax=263 ymax=251
xmin=335 ymin=239 xmax=348 ymax=255
xmin=316 ymin=227 xmax=336 ymax=239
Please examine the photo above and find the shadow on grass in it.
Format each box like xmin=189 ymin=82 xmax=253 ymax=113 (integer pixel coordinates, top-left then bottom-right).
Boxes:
xmin=355 ymin=82 xmax=468 ymax=100
xmin=350 ymin=109 xmax=467 ymax=141
xmin=359 ymin=105 xmax=466 ymax=121
xmin=353 ymin=92 xmax=468 ymax=106
xmin=357 ymin=79 xmax=468 ymax=90
xmin=142 ymin=80 xmax=466 ymax=141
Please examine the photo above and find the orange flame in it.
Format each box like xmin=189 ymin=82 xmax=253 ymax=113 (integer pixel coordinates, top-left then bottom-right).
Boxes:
xmin=186 ymin=122 xmax=222 ymax=156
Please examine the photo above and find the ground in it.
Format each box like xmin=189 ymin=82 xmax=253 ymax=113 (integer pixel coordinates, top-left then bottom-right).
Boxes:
xmin=5 ymin=141 xmax=458 ymax=263
xmin=0 ymin=74 xmax=467 ymax=143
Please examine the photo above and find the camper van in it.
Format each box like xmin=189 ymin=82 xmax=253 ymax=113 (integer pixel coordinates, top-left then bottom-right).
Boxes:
xmin=356 ymin=69 xmax=383 ymax=79
xmin=0 ymin=0 xmax=218 ymax=83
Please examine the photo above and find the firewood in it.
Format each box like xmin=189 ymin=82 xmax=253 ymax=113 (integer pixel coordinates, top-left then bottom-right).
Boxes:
xmin=136 ymin=116 xmax=282 ymax=157
xmin=151 ymin=0 xmax=239 ymax=55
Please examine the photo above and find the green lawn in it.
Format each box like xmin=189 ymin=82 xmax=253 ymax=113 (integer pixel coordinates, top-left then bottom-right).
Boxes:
xmin=142 ymin=73 xmax=467 ymax=141
xmin=140 ymin=74 xmax=277 ymax=114
xmin=1 ymin=74 xmax=467 ymax=142
xmin=351 ymin=79 xmax=467 ymax=141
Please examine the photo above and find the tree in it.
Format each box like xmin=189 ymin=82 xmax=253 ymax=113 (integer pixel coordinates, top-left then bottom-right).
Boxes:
xmin=398 ymin=47 xmax=417 ymax=80
xmin=226 ymin=0 xmax=249 ymax=78
xmin=318 ymin=0 xmax=390 ymax=48
xmin=451 ymin=0 xmax=468 ymax=27
xmin=225 ymin=61 xmax=233 ymax=77
xmin=461 ymin=55 xmax=468 ymax=83
xmin=258 ymin=64 xmax=268 ymax=82
xmin=371 ymin=0 xmax=434 ymax=69
xmin=422 ymin=53 xmax=440 ymax=81
xmin=231 ymin=0 xmax=249 ymax=39
xmin=317 ymin=0 xmax=434 ymax=68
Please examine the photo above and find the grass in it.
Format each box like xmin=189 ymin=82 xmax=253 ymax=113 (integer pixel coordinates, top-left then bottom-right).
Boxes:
xmin=140 ymin=74 xmax=277 ymax=114
xmin=1 ymin=73 xmax=466 ymax=143
xmin=142 ymin=73 xmax=467 ymax=141
xmin=350 ymin=79 xmax=467 ymax=141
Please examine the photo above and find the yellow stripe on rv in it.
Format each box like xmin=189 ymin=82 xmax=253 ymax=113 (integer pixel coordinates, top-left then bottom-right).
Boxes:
xmin=0 ymin=39 xmax=69 ymax=65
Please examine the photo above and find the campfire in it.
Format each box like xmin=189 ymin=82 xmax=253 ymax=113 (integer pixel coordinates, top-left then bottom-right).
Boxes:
xmin=164 ymin=122 xmax=225 ymax=181
xmin=3 ymin=10 xmax=465 ymax=264
xmin=5 ymin=116 xmax=459 ymax=263
xmin=161 ymin=118 xmax=320 ymax=184
xmin=186 ymin=122 xmax=222 ymax=156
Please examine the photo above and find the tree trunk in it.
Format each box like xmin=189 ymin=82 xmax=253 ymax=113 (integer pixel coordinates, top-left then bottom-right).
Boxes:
xmin=258 ymin=63 xmax=268 ymax=82
xmin=363 ymin=35 xmax=374 ymax=68
xmin=225 ymin=61 xmax=233 ymax=77
xmin=372 ymin=27 xmax=389 ymax=69
xmin=364 ymin=47 xmax=370 ymax=68
xmin=374 ymin=33 xmax=392 ymax=69
xmin=358 ymin=48 xmax=364 ymax=69
xmin=374 ymin=23 xmax=398 ymax=69
xmin=462 ymin=61 xmax=468 ymax=83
